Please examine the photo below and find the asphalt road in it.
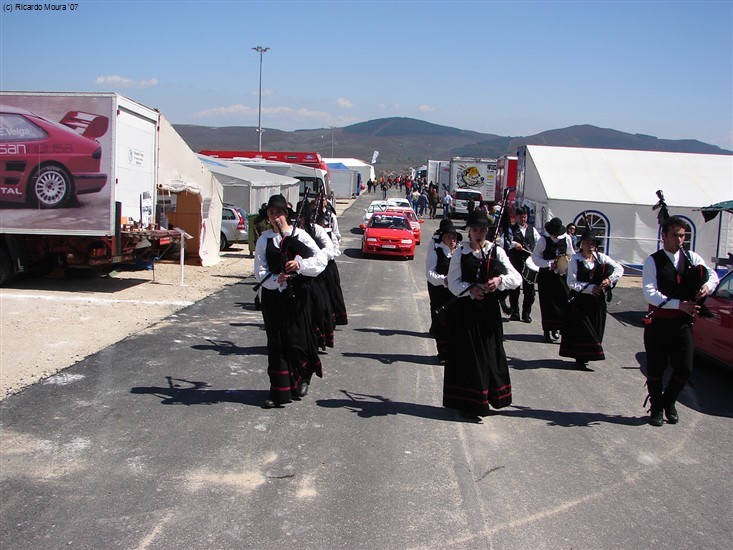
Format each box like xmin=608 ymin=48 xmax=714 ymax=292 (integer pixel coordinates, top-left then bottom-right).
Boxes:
xmin=2 ymin=191 xmax=732 ymax=549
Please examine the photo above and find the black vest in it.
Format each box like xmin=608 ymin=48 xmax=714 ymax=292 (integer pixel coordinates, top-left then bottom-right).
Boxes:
xmin=510 ymin=224 xmax=536 ymax=250
xmin=542 ymin=236 xmax=568 ymax=261
xmin=576 ymin=257 xmax=611 ymax=285
xmin=651 ymin=249 xmax=706 ymax=302
xmin=435 ymin=246 xmax=451 ymax=276
xmin=265 ymin=234 xmax=314 ymax=275
xmin=459 ymin=245 xmax=508 ymax=284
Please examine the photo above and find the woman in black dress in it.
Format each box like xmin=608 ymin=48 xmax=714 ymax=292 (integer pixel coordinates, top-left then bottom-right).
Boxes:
xmin=443 ymin=210 xmax=521 ymax=420
xmin=254 ymin=194 xmax=328 ymax=408
xmin=560 ymin=229 xmax=624 ymax=370
xmin=426 ymin=219 xmax=462 ymax=363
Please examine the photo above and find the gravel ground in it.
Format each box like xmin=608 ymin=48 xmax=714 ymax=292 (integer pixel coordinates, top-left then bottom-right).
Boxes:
xmin=0 ymin=248 xmax=252 ymax=400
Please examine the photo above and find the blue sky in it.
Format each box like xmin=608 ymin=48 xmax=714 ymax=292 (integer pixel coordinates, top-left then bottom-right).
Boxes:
xmin=2 ymin=1 xmax=732 ymax=149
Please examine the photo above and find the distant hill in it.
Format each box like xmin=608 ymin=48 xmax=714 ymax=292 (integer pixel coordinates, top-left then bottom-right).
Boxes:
xmin=174 ymin=117 xmax=731 ymax=174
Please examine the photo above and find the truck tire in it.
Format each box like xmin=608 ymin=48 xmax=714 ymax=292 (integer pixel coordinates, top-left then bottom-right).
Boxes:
xmin=32 ymin=165 xmax=72 ymax=209
xmin=0 ymin=247 xmax=16 ymax=286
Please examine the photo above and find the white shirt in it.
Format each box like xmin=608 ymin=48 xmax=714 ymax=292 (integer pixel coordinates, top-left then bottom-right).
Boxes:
xmin=426 ymin=242 xmax=455 ymax=287
xmin=447 ymin=241 xmax=522 ymax=298
xmin=642 ymin=248 xmax=719 ymax=309
xmin=254 ymin=227 xmax=329 ymax=292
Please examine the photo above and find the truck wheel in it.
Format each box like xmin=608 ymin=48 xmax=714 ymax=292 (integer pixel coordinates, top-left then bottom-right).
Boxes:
xmin=0 ymin=247 xmax=16 ymax=286
xmin=220 ymin=232 xmax=229 ymax=251
xmin=32 ymin=165 xmax=72 ymax=208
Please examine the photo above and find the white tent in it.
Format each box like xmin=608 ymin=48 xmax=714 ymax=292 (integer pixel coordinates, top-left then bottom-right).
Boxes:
xmin=517 ymin=145 xmax=733 ymax=269
xmin=325 ymin=157 xmax=375 ymax=188
xmin=198 ymin=156 xmax=300 ymax=214
xmin=157 ymin=116 xmax=223 ymax=266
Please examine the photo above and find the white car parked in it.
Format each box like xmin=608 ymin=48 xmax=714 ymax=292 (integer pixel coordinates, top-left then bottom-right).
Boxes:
xmin=362 ymin=200 xmax=388 ymax=225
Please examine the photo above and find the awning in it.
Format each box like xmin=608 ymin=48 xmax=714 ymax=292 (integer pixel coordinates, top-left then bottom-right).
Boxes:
xmin=698 ymin=199 xmax=733 ymax=222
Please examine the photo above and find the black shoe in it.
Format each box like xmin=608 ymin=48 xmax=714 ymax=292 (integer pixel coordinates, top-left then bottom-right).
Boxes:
xmin=297 ymin=382 xmax=309 ymax=397
xmin=649 ymin=409 xmax=664 ymax=427
xmin=665 ymin=404 xmax=679 ymax=424
xmin=544 ymin=330 xmax=552 ymax=343
xmin=263 ymin=399 xmax=282 ymax=409
xmin=460 ymin=410 xmax=482 ymax=423
xmin=575 ymin=360 xmax=593 ymax=371
xmin=509 ymin=313 xmax=520 ymax=321
xmin=521 ymin=314 xmax=532 ymax=323
xmin=550 ymin=330 xmax=561 ymax=342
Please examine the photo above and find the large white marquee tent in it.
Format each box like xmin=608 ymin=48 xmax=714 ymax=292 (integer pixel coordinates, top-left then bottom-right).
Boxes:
xmin=516 ymin=145 xmax=733 ymax=269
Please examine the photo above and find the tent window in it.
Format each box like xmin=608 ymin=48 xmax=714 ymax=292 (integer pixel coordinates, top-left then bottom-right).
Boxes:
xmin=657 ymin=216 xmax=696 ymax=252
xmin=574 ymin=211 xmax=610 ymax=254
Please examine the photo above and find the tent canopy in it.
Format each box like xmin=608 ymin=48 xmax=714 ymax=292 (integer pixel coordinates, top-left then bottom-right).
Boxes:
xmin=700 ymin=199 xmax=733 ymax=222
xmin=198 ymin=155 xmax=300 ymax=213
xmin=526 ymin=146 xmax=732 ymax=207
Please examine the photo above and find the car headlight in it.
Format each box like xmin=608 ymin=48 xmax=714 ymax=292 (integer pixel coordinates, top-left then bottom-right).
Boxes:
xmin=366 ymin=237 xmax=378 ymax=242
xmin=401 ymin=239 xmax=413 ymax=244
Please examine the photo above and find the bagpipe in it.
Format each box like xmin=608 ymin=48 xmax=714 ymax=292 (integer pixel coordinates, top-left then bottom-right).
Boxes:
xmin=642 ymin=190 xmax=709 ymax=325
xmin=433 ymin=187 xmax=510 ymax=315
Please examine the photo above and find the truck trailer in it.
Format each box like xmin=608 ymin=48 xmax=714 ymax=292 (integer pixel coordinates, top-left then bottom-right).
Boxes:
xmin=0 ymin=92 xmax=179 ymax=285
xmin=448 ymin=157 xmax=497 ymax=200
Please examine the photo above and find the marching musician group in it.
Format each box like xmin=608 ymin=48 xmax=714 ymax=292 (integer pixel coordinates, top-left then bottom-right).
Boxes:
xmin=254 ymin=191 xmax=719 ymax=427
xmin=426 ymin=198 xmax=718 ymax=426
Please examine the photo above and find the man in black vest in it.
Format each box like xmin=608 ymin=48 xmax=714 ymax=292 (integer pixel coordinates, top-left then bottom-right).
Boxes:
xmin=641 ymin=216 xmax=718 ymax=427
xmin=505 ymin=206 xmax=540 ymax=322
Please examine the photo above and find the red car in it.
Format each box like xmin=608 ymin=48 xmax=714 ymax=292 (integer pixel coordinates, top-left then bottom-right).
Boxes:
xmin=383 ymin=207 xmax=423 ymax=244
xmin=360 ymin=212 xmax=415 ymax=260
xmin=0 ymin=105 xmax=108 ymax=208
xmin=693 ymin=269 xmax=733 ymax=369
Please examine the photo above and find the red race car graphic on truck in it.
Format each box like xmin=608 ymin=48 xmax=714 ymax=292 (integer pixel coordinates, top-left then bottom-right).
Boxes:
xmin=0 ymin=105 xmax=108 ymax=208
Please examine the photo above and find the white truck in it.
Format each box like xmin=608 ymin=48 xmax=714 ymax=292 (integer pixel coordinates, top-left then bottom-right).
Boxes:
xmin=448 ymin=157 xmax=498 ymax=200
xmin=0 ymin=92 xmax=178 ymax=285
xmin=427 ymin=160 xmax=451 ymax=193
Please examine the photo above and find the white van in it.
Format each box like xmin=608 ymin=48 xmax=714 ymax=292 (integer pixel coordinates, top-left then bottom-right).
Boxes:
xmin=451 ymin=189 xmax=483 ymax=218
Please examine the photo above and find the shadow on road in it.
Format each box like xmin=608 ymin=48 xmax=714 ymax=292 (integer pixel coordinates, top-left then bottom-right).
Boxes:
xmin=130 ymin=376 xmax=268 ymax=406
xmin=354 ymin=327 xmax=432 ymax=339
xmin=501 ymin=405 xmax=649 ymax=427
xmin=316 ymin=390 xmax=459 ymax=421
xmin=341 ymin=351 xmax=437 ymax=366
xmin=191 ymin=339 xmax=267 ymax=356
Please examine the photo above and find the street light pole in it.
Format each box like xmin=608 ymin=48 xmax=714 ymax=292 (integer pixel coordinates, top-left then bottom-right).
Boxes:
xmin=330 ymin=126 xmax=336 ymax=157
xmin=252 ymin=46 xmax=270 ymax=152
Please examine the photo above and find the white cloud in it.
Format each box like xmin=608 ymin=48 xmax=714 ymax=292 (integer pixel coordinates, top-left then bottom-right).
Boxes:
xmin=418 ymin=104 xmax=435 ymax=113
xmin=94 ymin=75 xmax=158 ymax=89
xmin=336 ymin=97 xmax=354 ymax=108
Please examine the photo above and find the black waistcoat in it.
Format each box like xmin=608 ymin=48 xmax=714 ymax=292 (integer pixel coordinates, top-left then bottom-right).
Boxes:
xmin=435 ymin=246 xmax=450 ymax=276
xmin=542 ymin=236 xmax=568 ymax=261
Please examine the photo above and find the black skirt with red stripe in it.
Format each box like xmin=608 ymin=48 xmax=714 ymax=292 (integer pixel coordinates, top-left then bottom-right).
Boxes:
xmin=537 ymin=268 xmax=569 ymax=331
xmin=443 ymin=295 xmax=512 ymax=415
xmin=559 ymin=291 xmax=607 ymax=362
xmin=261 ymin=282 xmax=323 ymax=405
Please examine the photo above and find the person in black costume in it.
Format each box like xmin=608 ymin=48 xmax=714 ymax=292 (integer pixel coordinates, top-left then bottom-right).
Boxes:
xmin=531 ymin=217 xmax=574 ymax=343
xmin=254 ymin=195 xmax=328 ymax=409
xmin=504 ymin=205 xmax=541 ymax=322
xmin=642 ymin=216 xmax=718 ymax=426
xmin=559 ymin=229 xmax=624 ymax=370
xmin=426 ymin=218 xmax=462 ymax=363
xmin=443 ymin=209 xmax=521 ymax=420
